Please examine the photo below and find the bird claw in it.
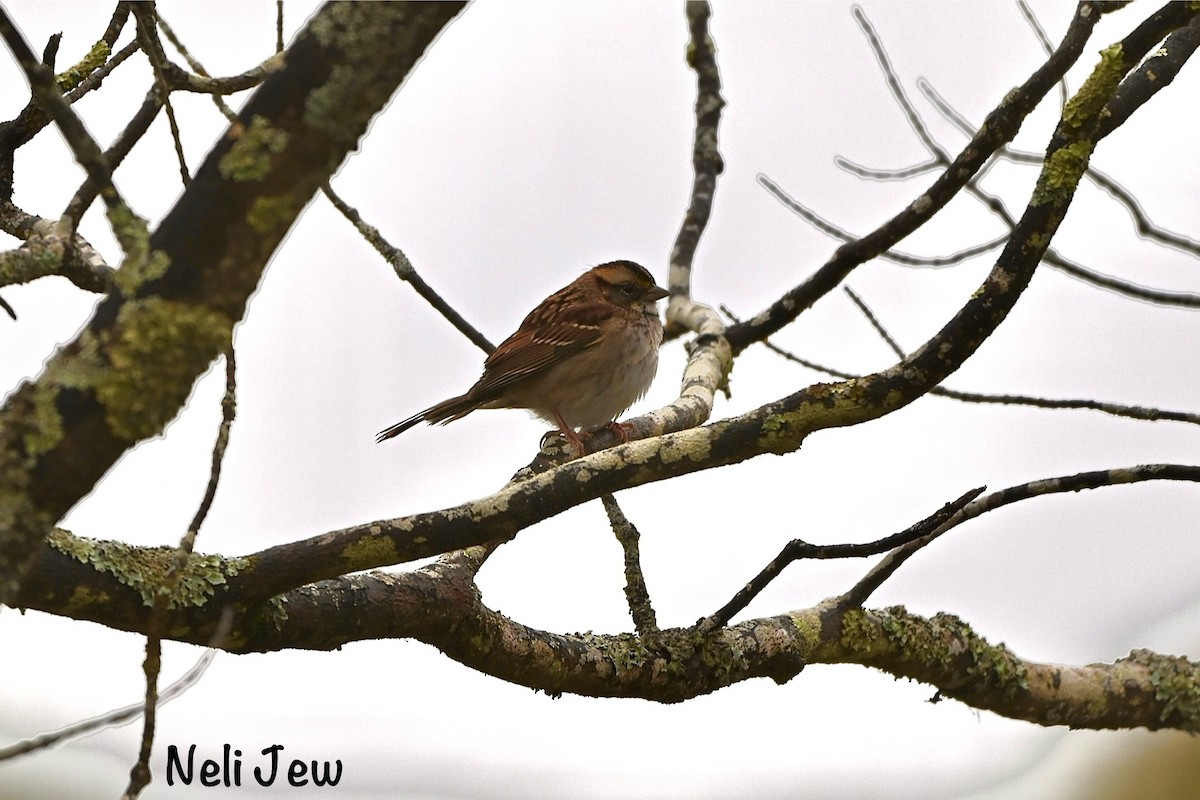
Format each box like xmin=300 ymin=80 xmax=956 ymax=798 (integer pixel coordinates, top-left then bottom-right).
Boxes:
xmin=540 ymin=428 xmax=587 ymax=457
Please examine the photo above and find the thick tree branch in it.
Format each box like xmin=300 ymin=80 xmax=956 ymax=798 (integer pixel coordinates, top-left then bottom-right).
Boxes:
xmin=8 ymin=3 xmax=1165 ymax=615
xmin=0 ymin=2 xmax=467 ymax=605
xmin=4 ymin=32 xmax=1128 ymax=604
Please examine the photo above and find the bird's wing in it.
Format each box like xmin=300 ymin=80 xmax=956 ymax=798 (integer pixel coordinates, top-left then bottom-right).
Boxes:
xmin=467 ymin=297 xmax=612 ymax=400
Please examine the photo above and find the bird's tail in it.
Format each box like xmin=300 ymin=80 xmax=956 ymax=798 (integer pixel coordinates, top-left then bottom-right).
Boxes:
xmin=376 ymin=393 xmax=478 ymax=443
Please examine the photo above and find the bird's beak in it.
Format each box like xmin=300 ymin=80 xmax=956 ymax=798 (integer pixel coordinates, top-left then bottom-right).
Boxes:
xmin=647 ymin=286 xmax=670 ymax=302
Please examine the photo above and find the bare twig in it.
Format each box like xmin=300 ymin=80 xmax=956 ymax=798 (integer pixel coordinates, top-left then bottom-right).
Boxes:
xmin=132 ymin=4 xmax=189 ymax=187
xmin=697 ymin=487 xmax=984 ymax=634
xmin=1017 ymin=0 xmax=1069 ymax=108
xmin=917 ymin=78 xmax=1200 ymax=259
xmin=852 ymin=6 xmax=946 ymax=160
xmin=845 ymin=289 xmax=1200 ymax=423
xmin=838 ymin=464 xmax=1200 ymax=608
xmin=276 ymin=0 xmax=285 ymax=53
xmin=834 ymin=16 xmax=1200 ymax=311
xmin=602 ymin=494 xmax=659 ymax=639
xmin=156 ymin=11 xmax=278 ymax=110
xmin=322 ymin=182 xmax=495 ymax=354
xmin=0 ymin=610 xmax=231 ymax=762
xmin=726 ymin=2 xmax=1108 ymax=352
xmin=760 ymin=174 xmax=1008 ymax=269
xmin=101 ymin=2 xmax=133 ymax=50
xmin=0 ymin=18 xmax=118 ymax=209
xmin=723 ymin=303 xmax=1200 ymax=427
xmin=122 ymin=350 xmax=237 ymax=800
xmin=64 ymin=87 xmax=164 ymax=225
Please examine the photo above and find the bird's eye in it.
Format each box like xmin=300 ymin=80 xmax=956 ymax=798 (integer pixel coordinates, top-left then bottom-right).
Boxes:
xmin=618 ymin=284 xmax=639 ymax=298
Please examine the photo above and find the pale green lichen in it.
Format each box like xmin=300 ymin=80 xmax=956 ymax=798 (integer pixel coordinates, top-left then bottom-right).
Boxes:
xmin=0 ymin=245 xmax=63 ymax=284
xmin=787 ymin=610 xmax=821 ymax=654
xmin=1031 ymin=43 xmax=1125 ymax=208
xmin=340 ymin=535 xmax=401 ymax=569
xmin=219 ymin=115 xmax=290 ymax=182
xmin=698 ymin=634 xmax=747 ymax=683
xmin=1128 ymin=649 xmax=1200 ymax=730
xmin=265 ymin=595 xmax=290 ymax=631
xmin=841 ymin=606 xmax=1029 ymax=700
xmin=1061 ymin=44 xmax=1125 ymax=130
xmin=246 ymin=195 xmax=299 ymax=235
xmin=48 ymin=528 xmax=248 ymax=608
xmin=55 ymin=40 xmax=110 ymax=91
xmin=23 ymin=383 xmax=65 ymax=456
xmin=92 ymin=299 xmax=232 ymax=441
xmin=609 ymin=640 xmax=649 ymax=672
xmin=1031 ymin=141 xmax=1094 ymax=208
xmin=305 ymin=3 xmax=435 ymax=150
xmin=107 ymin=204 xmax=168 ymax=296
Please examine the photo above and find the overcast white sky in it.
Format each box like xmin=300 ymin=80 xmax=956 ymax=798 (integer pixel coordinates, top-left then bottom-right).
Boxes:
xmin=2 ymin=1 xmax=1198 ymax=798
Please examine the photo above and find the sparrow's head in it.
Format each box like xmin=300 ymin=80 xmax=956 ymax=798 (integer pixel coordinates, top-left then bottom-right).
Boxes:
xmin=590 ymin=260 xmax=670 ymax=311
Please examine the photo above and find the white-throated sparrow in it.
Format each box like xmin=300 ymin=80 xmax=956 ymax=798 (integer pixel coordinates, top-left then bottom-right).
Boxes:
xmin=377 ymin=260 xmax=670 ymax=454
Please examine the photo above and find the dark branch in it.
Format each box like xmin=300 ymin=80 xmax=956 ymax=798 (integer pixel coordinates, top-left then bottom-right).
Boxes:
xmin=0 ymin=2 xmax=468 ymax=605
xmin=603 ymin=494 xmax=659 ymax=639
xmin=725 ymin=1 xmax=1107 ymax=352
xmin=323 ymin=183 xmax=495 ymax=354
xmin=697 ymin=487 xmax=984 ymax=632
xmin=839 ymin=464 xmax=1200 ymax=607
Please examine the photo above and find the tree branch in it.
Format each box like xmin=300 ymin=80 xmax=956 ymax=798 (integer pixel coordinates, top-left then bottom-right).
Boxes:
xmin=724 ymin=2 xmax=1193 ymax=353
xmin=322 ymin=182 xmax=495 ymax=354
xmin=0 ymin=2 xmax=468 ymax=605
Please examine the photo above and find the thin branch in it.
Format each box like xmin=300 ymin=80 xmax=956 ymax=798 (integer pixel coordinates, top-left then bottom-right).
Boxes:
xmin=850 ymin=1 xmax=1200 ymax=308
xmin=838 ymin=464 xmax=1200 ymax=608
xmin=276 ymin=0 xmax=285 ymax=53
xmin=0 ymin=616 xmax=229 ymax=762
xmin=602 ymin=494 xmax=659 ymax=639
xmin=63 ymin=86 xmax=164 ymax=225
xmin=834 ymin=155 xmax=941 ymax=182
xmin=843 ymin=286 xmax=904 ymax=356
xmin=63 ymin=40 xmax=139 ymax=104
xmin=1084 ymin=168 xmax=1200 ymax=259
xmin=844 ymin=289 xmax=1200 ymax=423
xmin=852 ymin=5 xmax=947 ymax=160
xmin=726 ymin=1 xmax=1108 ymax=352
xmin=759 ymin=174 xmax=1007 ymax=269
xmin=123 ymin=350 xmax=237 ymax=799
xmin=156 ymin=11 xmax=279 ymax=110
xmin=132 ymin=4 xmax=189 ymax=188
xmin=917 ymin=78 xmax=1200 ymax=259
xmin=696 ymin=487 xmax=984 ymax=634
xmin=0 ymin=18 xmax=119 ymax=208
xmin=667 ymin=0 xmax=725 ymax=303
xmin=1098 ymin=12 xmax=1200 ymax=139
xmin=322 ymin=182 xmax=495 ymax=354
xmin=1017 ymin=0 xmax=1069 ymax=108
xmin=1042 ymin=249 xmax=1200 ymax=308
xmin=725 ymin=303 xmax=1200 ymax=427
